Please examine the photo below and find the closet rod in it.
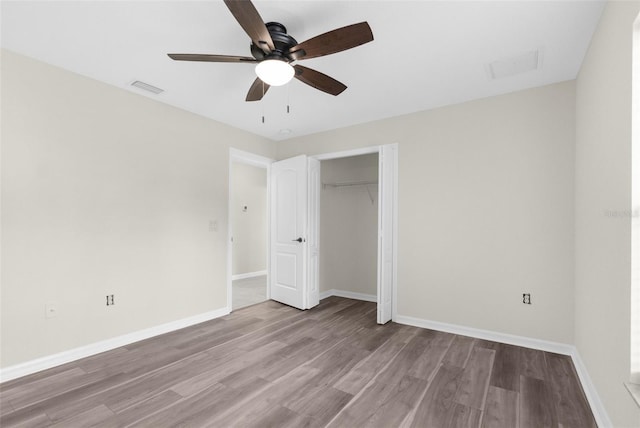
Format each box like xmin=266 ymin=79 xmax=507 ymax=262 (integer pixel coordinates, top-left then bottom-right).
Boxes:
xmin=322 ymin=180 xmax=378 ymax=188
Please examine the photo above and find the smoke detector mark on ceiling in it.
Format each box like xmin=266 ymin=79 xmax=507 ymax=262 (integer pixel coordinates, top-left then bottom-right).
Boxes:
xmin=485 ymin=49 xmax=543 ymax=80
xmin=130 ymin=80 xmax=164 ymax=94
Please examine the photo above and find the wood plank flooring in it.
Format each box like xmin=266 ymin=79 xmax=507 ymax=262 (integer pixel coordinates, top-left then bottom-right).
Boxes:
xmin=0 ymin=297 xmax=597 ymax=427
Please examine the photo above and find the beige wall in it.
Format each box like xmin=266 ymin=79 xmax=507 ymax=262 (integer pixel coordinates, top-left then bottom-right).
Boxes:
xmin=0 ymin=50 xmax=274 ymax=368
xmin=279 ymin=81 xmax=577 ymax=345
xmin=320 ymin=154 xmax=378 ymax=296
xmin=574 ymin=1 xmax=640 ymax=426
xmin=231 ymin=162 xmax=267 ymax=276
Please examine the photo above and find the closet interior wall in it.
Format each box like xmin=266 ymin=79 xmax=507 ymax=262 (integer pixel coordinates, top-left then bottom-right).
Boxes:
xmin=320 ymin=154 xmax=379 ymax=297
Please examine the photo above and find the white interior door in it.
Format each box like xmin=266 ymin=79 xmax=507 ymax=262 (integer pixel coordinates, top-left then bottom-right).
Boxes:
xmin=270 ymin=155 xmax=316 ymax=310
xmin=377 ymin=144 xmax=398 ymax=324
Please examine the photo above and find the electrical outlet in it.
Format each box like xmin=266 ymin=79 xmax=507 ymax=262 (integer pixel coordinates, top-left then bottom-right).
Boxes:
xmin=523 ymin=293 xmax=531 ymax=305
xmin=106 ymin=294 xmax=115 ymax=306
xmin=209 ymin=219 xmax=218 ymax=232
xmin=45 ymin=302 xmax=58 ymax=318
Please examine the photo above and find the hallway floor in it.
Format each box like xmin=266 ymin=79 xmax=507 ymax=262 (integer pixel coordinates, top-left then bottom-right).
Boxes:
xmin=232 ymin=274 xmax=267 ymax=310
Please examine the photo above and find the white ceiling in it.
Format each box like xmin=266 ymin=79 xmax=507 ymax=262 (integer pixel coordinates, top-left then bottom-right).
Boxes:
xmin=1 ymin=1 xmax=605 ymax=141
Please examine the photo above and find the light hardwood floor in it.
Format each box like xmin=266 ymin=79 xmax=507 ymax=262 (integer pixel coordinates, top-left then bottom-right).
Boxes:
xmin=232 ymin=275 xmax=267 ymax=310
xmin=0 ymin=297 xmax=596 ymax=427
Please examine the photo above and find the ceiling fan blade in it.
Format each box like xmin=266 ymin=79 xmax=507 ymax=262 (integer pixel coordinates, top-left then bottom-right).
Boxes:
xmin=223 ymin=0 xmax=274 ymax=53
xmin=168 ymin=54 xmax=257 ymax=63
xmin=293 ymin=65 xmax=347 ymax=96
xmin=289 ymin=22 xmax=373 ymax=60
xmin=246 ymin=77 xmax=270 ymax=102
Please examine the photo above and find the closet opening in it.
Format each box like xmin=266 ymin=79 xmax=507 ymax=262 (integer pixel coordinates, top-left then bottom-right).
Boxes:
xmin=320 ymin=153 xmax=379 ymax=304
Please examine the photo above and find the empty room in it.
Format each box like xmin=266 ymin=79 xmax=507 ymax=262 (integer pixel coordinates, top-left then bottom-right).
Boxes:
xmin=2 ymin=0 xmax=640 ymax=427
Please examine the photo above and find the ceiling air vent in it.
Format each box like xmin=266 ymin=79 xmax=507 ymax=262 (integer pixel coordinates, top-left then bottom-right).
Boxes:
xmin=486 ymin=49 xmax=543 ymax=80
xmin=130 ymin=80 xmax=164 ymax=94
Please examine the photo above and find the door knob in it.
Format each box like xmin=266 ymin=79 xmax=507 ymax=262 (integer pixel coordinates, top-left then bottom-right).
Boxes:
xmin=292 ymin=237 xmax=303 ymax=243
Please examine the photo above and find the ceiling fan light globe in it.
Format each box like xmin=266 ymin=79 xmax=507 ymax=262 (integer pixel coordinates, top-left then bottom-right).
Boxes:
xmin=255 ymin=59 xmax=294 ymax=86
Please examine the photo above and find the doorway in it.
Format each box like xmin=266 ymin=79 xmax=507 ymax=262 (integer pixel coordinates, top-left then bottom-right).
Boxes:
xmin=320 ymin=153 xmax=379 ymax=302
xmin=227 ymin=144 xmax=397 ymax=321
xmin=314 ymin=144 xmax=398 ymax=323
xmin=228 ymin=149 xmax=272 ymax=311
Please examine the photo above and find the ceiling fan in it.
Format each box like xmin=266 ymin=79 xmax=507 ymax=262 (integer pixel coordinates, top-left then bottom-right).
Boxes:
xmin=168 ymin=0 xmax=374 ymax=102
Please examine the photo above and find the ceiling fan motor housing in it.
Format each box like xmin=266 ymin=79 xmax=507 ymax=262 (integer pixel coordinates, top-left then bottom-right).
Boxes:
xmin=250 ymin=22 xmax=298 ymax=62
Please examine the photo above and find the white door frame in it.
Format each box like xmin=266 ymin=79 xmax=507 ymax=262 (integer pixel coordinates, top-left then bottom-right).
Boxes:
xmin=227 ymin=144 xmax=398 ymax=320
xmin=312 ymin=143 xmax=399 ymax=322
xmin=227 ymin=148 xmax=274 ymax=312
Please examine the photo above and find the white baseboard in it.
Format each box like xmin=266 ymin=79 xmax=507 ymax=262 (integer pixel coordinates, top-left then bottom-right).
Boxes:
xmin=232 ymin=270 xmax=267 ymax=281
xmin=320 ymin=289 xmax=377 ymax=303
xmin=0 ymin=306 xmax=230 ymax=383
xmin=395 ymin=314 xmax=610 ymax=427
xmin=570 ymin=350 xmax=613 ymax=428
xmin=395 ymin=315 xmax=574 ymax=355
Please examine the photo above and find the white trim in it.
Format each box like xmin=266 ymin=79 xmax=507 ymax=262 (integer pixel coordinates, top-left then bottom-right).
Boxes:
xmin=625 ymin=382 xmax=640 ymax=408
xmin=631 ymin=10 xmax=640 ymax=390
xmin=306 ymin=157 xmax=321 ymax=309
xmin=391 ymin=143 xmax=399 ymax=322
xmin=0 ymin=307 xmax=230 ymax=383
xmin=312 ymin=146 xmax=379 ymax=161
xmin=395 ymin=314 xmax=611 ymax=427
xmin=311 ymin=143 xmax=398 ymax=324
xmin=396 ymin=314 xmax=574 ymax=354
xmin=228 ymin=148 xmax=273 ymax=312
xmin=229 ymin=148 xmax=274 ymax=168
xmin=231 ymin=270 xmax=267 ymax=281
xmin=319 ymin=289 xmax=377 ymax=303
xmin=571 ymin=351 xmax=614 ymax=428
xmin=377 ymin=144 xmax=397 ymax=324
